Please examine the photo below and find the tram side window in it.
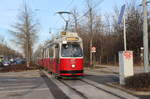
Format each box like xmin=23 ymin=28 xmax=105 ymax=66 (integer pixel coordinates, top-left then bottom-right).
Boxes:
xmin=49 ymin=48 xmax=53 ymax=58
xmin=44 ymin=49 xmax=46 ymax=58
xmin=55 ymin=44 xmax=59 ymax=58
xmin=42 ymin=49 xmax=44 ymax=58
xmin=47 ymin=48 xmax=50 ymax=58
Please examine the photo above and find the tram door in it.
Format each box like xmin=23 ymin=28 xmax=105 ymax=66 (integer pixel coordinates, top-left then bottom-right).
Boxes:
xmin=55 ymin=44 xmax=60 ymax=73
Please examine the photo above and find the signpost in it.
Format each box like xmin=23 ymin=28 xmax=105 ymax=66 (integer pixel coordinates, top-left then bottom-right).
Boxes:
xmin=118 ymin=3 xmax=134 ymax=85
xmin=118 ymin=4 xmax=126 ymax=51
xmin=91 ymin=47 xmax=96 ymax=53
xmin=90 ymin=46 xmax=96 ymax=67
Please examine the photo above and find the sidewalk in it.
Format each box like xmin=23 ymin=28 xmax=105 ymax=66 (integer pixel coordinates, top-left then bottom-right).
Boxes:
xmin=0 ymin=70 xmax=55 ymax=99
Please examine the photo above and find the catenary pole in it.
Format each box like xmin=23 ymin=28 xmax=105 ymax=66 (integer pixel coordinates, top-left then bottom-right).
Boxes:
xmin=123 ymin=15 xmax=127 ymax=51
xmin=142 ymin=0 xmax=149 ymax=72
xmin=89 ymin=8 xmax=93 ymax=67
xmin=123 ymin=0 xmax=127 ymax=51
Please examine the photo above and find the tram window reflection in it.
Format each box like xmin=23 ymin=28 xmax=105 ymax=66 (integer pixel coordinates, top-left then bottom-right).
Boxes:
xmin=61 ymin=43 xmax=83 ymax=57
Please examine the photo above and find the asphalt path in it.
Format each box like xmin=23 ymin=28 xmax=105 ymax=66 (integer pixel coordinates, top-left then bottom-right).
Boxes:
xmin=0 ymin=70 xmax=55 ymax=99
xmin=85 ymin=67 xmax=150 ymax=99
xmin=0 ymin=67 xmax=150 ymax=99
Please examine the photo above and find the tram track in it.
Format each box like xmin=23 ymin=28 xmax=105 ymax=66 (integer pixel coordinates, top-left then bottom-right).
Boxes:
xmin=42 ymin=70 xmax=138 ymax=99
xmin=80 ymin=79 xmax=126 ymax=99
xmin=79 ymin=78 xmax=139 ymax=99
xmin=58 ymin=77 xmax=139 ymax=99
xmin=42 ymin=70 xmax=87 ymax=99
xmin=43 ymin=69 xmax=122 ymax=99
xmin=59 ymin=79 xmax=88 ymax=99
xmin=58 ymin=78 xmax=125 ymax=99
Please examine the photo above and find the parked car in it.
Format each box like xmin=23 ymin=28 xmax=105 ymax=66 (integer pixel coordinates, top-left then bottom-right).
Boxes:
xmin=14 ymin=58 xmax=26 ymax=64
xmin=2 ymin=60 xmax=11 ymax=66
xmin=0 ymin=62 xmax=3 ymax=67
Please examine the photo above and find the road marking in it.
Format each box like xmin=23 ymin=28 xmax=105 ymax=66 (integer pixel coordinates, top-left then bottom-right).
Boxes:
xmin=0 ymin=88 xmax=49 ymax=94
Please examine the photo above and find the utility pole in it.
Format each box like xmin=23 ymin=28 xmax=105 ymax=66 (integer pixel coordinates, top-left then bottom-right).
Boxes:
xmin=142 ymin=0 xmax=149 ymax=73
xmin=123 ymin=15 xmax=127 ymax=51
xmin=118 ymin=2 xmax=126 ymax=51
xmin=123 ymin=0 xmax=127 ymax=51
xmin=89 ymin=7 xmax=93 ymax=67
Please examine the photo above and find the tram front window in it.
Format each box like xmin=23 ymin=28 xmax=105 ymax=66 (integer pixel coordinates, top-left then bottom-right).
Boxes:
xmin=61 ymin=43 xmax=83 ymax=57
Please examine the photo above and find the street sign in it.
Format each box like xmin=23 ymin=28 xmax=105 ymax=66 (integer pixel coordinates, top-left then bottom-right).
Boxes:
xmin=91 ymin=47 xmax=96 ymax=53
xmin=123 ymin=51 xmax=132 ymax=60
xmin=118 ymin=4 xmax=126 ymax=24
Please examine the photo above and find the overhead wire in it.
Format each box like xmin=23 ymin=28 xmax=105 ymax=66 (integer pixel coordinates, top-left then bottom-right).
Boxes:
xmin=69 ymin=0 xmax=104 ymax=24
xmin=51 ymin=0 xmax=75 ymax=32
xmin=54 ymin=0 xmax=105 ymax=32
xmin=65 ymin=0 xmax=74 ymax=10
xmin=76 ymin=0 xmax=104 ymax=21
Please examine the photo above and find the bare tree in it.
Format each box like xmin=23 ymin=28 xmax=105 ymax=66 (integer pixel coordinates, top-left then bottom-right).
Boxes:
xmin=66 ymin=0 xmax=105 ymax=65
xmin=69 ymin=8 xmax=79 ymax=32
xmin=10 ymin=4 xmax=39 ymax=67
xmin=0 ymin=42 xmax=20 ymax=58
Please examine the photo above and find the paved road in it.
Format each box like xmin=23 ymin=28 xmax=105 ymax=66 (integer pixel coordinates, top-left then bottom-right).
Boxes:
xmin=85 ymin=66 xmax=150 ymax=99
xmin=0 ymin=68 xmax=149 ymax=99
xmin=43 ymin=70 xmax=139 ymax=99
xmin=0 ymin=70 xmax=55 ymax=99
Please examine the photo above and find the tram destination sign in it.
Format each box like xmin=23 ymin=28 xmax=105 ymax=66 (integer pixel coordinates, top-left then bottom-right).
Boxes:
xmin=66 ymin=37 xmax=79 ymax=41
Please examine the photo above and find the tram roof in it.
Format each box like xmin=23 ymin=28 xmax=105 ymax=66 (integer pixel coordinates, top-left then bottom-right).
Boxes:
xmin=42 ymin=31 xmax=82 ymax=49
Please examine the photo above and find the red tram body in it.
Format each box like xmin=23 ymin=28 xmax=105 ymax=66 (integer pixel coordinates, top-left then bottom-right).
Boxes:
xmin=36 ymin=32 xmax=84 ymax=77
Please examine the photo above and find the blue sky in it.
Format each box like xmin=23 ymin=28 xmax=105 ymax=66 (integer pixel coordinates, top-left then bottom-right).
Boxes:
xmin=0 ymin=0 xmax=142 ymax=52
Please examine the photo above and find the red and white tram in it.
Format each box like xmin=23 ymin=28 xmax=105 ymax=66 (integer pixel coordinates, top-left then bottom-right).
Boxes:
xmin=37 ymin=31 xmax=84 ymax=77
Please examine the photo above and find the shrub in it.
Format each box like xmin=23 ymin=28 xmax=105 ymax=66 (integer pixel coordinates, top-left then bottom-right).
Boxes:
xmin=125 ymin=72 xmax=150 ymax=89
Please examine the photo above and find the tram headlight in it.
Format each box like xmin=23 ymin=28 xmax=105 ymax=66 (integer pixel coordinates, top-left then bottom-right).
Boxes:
xmin=62 ymin=40 xmax=67 ymax=44
xmin=72 ymin=64 xmax=76 ymax=68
